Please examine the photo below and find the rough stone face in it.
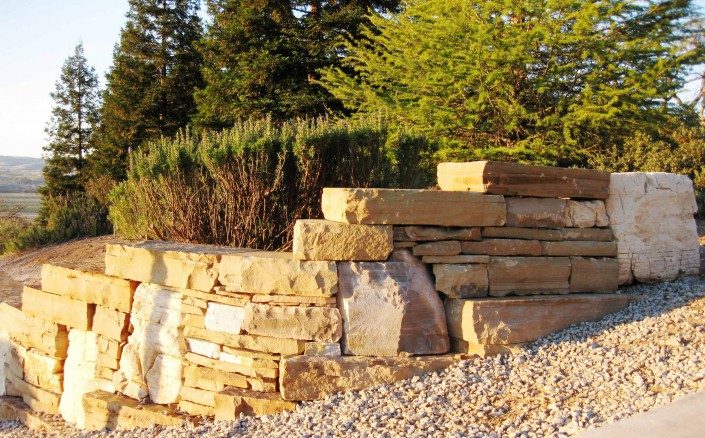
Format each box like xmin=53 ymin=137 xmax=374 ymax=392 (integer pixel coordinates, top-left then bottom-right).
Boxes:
xmin=444 ymin=294 xmax=637 ymax=345
xmin=437 ymin=161 xmax=610 ymax=199
xmin=565 ymin=200 xmax=609 ymax=228
xmin=242 ymin=303 xmax=342 ymax=342
xmin=322 ymin=188 xmax=507 ymax=227
xmin=304 ymin=342 xmax=341 ymax=356
xmin=0 ymin=303 xmax=68 ymax=358
xmin=59 ymin=329 xmax=99 ymax=428
xmin=570 ymin=257 xmax=619 ymax=293
xmin=185 ymin=353 xmax=277 ymax=379
xmin=40 ymin=264 xmax=136 ymax=313
xmin=337 ymin=250 xmax=449 ymax=356
xmin=412 ymin=241 xmax=462 ymax=256
xmin=606 ymin=172 xmax=700 ymax=284
xmin=105 ymin=241 xmax=249 ymax=292
xmin=461 ymin=239 xmax=542 ymax=256
xmin=205 ymin=302 xmax=246 ymax=335
xmin=393 ymin=226 xmax=481 ymax=242
xmin=293 ymin=219 xmax=393 ymax=261
xmin=218 ymin=252 xmax=338 ymax=297
xmin=505 ymin=197 xmax=567 ymax=228
xmin=433 ymin=264 xmax=488 ymax=298
xmin=481 ymin=227 xmax=614 ymax=242
xmin=183 ymin=364 xmax=248 ymax=389
xmin=6 ymin=373 xmax=61 ymax=414
xmin=183 ymin=326 xmax=305 ymax=355
xmin=93 ymin=307 xmax=130 ymax=341
xmin=540 ymin=241 xmax=618 ymax=257
xmin=488 ymin=257 xmax=571 ymax=296
xmin=145 ymin=354 xmax=183 ymax=404
xmin=23 ymin=349 xmax=63 ymax=393
xmin=82 ymin=390 xmax=187 ymax=431
xmin=215 ymin=388 xmax=298 ymax=420
xmin=180 ymin=385 xmax=216 ymax=407
xmin=21 ymin=286 xmax=94 ymax=330
xmin=279 ymin=354 xmax=466 ymax=401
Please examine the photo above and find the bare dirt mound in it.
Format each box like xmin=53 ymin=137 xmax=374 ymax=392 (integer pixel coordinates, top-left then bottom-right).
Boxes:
xmin=0 ymin=236 xmax=118 ymax=307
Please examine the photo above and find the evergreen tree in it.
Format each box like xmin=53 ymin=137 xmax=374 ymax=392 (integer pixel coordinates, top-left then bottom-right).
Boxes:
xmin=320 ymin=0 xmax=705 ymax=165
xmin=42 ymin=42 xmax=100 ymax=196
xmin=93 ymin=0 xmax=203 ymax=180
xmin=195 ymin=0 xmax=400 ymax=128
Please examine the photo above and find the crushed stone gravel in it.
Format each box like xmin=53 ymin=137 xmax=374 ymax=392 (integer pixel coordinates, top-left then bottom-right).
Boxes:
xmin=2 ymin=277 xmax=705 ymax=437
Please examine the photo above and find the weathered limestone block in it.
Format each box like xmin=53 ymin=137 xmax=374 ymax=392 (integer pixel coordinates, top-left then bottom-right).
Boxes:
xmin=251 ymin=295 xmax=337 ymax=306
xmin=105 ymin=241 xmax=249 ymax=292
xmin=183 ymin=364 xmax=248 ymax=389
xmin=218 ymin=252 xmax=338 ymax=297
xmin=393 ymin=226 xmax=481 ymax=242
xmin=293 ymin=219 xmax=393 ymax=261
xmin=0 ymin=332 xmax=26 ymax=396
xmin=565 ymin=200 xmax=609 ymax=228
xmin=180 ymin=288 xmax=250 ymax=307
xmin=0 ymin=396 xmax=65 ymax=432
xmin=607 ymin=172 xmax=700 ymax=284
xmin=183 ymin=326 xmax=305 ymax=355
xmin=482 ymin=227 xmax=614 ymax=242
xmin=185 ymin=352 xmax=277 ymax=379
xmin=93 ymin=307 xmax=130 ymax=341
xmin=412 ymin=241 xmax=462 ymax=256
xmin=183 ymin=374 xmax=225 ymax=392
xmin=7 ymin=373 xmax=61 ymax=414
xmin=21 ymin=286 xmax=94 ymax=330
xmin=40 ymin=264 xmax=136 ymax=313
xmin=461 ymin=239 xmax=542 ymax=256
xmin=322 ymin=188 xmax=507 ymax=226
xmin=570 ymin=257 xmax=619 ymax=293
xmin=145 ymin=354 xmax=183 ymax=404
xmin=488 ymin=257 xmax=571 ymax=296
xmin=280 ymin=354 xmax=465 ymax=401
xmin=242 ymin=303 xmax=342 ymax=342
xmin=220 ymin=351 xmax=278 ymax=370
xmin=437 ymin=161 xmax=610 ymax=199
xmin=204 ymin=302 xmax=246 ymax=335
xmin=215 ymin=388 xmax=298 ymax=420
xmin=82 ymin=390 xmax=187 ymax=431
xmin=304 ymin=342 xmax=341 ymax=357
xmin=186 ymin=338 xmax=222 ymax=359
xmin=0 ymin=303 xmax=68 ymax=358
xmin=23 ymin=350 xmax=63 ymax=393
xmin=505 ymin=197 xmax=567 ymax=228
xmin=182 ymin=314 xmax=205 ymax=329
xmin=97 ymin=336 xmax=124 ymax=363
xmin=179 ymin=385 xmax=215 ymax=407
xmin=178 ymin=399 xmax=215 ymax=416
xmin=540 ymin=241 xmax=618 ymax=257
xmin=445 ymin=294 xmax=636 ymax=345
xmin=59 ymin=329 xmax=99 ymax=428
xmin=433 ymin=264 xmax=488 ymax=298
xmin=337 ymin=250 xmax=449 ymax=356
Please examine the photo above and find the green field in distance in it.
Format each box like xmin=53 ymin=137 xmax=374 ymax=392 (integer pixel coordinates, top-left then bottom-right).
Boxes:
xmin=0 ymin=192 xmax=41 ymax=220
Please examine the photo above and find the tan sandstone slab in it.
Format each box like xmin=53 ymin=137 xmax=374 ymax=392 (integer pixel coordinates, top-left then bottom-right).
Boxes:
xmin=433 ymin=264 xmax=488 ymax=298
xmin=482 ymin=227 xmax=614 ymax=242
xmin=93 ymin=307 xmax=130 ymax=342
xmin=183 ymin=326 xmax=305 ymax=355
xmin=461 ymin=239 xmax=542 ymax=256
xmin=178 ymin=399 xmax=214 ymax=417
xmin=337 ymin=250 xmax=449 ymax=356
xmin=540 ymin=241 xmax=618 ymax=257
xmin=412 ymin=241 xmax=461 ymax=256
xmin=393 ymin=226 xmax=481 ymax=242
xmin=180 ymin=385 xmax=216 ymax=407
xmin=215 ymin=388 xmax=297 ymax=420
xmin=22 ymin=350 xmax=63 ymax=394
xmin=185 ymin=353 xmax=277 ymax=380
xmin=488 ymin=257 xmax=571 ymax=296
xmin=322 ymin=188 xmax=506 ymax=227
xmin=304 ymin=342 xmax=341 ymax=356
xmin=0 ymin=303 xmax=68 ymax=358
xmin=6 ymin=374 xmax=61 ymax=415
xmin=505 ymin=197 xmax=567 ymax=228
xmin=22 ymin=286 xmax=94 ymax=330
xmin=183 ymin=364 xmax=248 ymax=389
xmin=0 ymin=396 xmax=65 ymax=432
xmin=82 ymin=390 xmax=188 ymax=431
xmin=293 ymin=219 xmax=393 ymax=261
xmin=105 ymin=241 xmax=250 ymax=292
xmin=279 ymin=354 xmax=466 ymax=401
xmin=570 ymin=257 xmax=619 ymax=293
xmin=242 ymin=303 xmax=342 ymax=342
xmin=437 ymin=161 xmax=610 ymax=199
xmin=422 ymin=255 xmax=490 ymax=264
xmin=444 ymin=294 xmax=637 ymax=345
xmin=40 ymin=264 xmax=136 ymax=313
xmin=218 ymin=252 xmax=337 ymax=297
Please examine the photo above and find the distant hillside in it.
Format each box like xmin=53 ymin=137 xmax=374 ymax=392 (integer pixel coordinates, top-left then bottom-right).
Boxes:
xmin=0 ymin=155 xmax=44 ymax=192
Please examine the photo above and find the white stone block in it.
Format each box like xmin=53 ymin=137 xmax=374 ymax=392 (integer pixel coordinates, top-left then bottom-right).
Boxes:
xmin=186 ymin=338 xmax=221 ymax=359
xmin=59 ymin=329 xmax=99 ymax=428
xmin=204 ymin=302 xmax=245 ymax=335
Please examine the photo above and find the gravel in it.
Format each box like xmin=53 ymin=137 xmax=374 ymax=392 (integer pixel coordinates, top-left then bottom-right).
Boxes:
xmin=3 ymin=277 xmax=705 ymax=437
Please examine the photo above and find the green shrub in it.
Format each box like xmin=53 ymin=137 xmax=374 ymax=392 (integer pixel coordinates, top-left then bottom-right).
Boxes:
xmin=109 ymin=117 xmax=436 ymax=250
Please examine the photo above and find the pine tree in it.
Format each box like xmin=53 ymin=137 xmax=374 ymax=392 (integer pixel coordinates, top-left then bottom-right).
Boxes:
xmin=42 ymin=42 xmax=100 ymax=197
xmin=195 ymin=0 xmax=400 ymax=128
xmin=93 ymin=0 xmax=203 ymax=180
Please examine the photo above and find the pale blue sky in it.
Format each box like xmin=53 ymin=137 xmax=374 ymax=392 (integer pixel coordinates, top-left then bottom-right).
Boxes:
xmin=0 ymin=0 xmax=703 ymax=158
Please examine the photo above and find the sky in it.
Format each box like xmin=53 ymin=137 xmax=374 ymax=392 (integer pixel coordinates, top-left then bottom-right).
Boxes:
xmin=0 ymin=1 xmax=704 ymax=159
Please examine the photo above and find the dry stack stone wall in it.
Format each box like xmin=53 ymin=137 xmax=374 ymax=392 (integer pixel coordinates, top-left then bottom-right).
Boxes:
xmin=0 ymin=161 xmax=700 ymax=432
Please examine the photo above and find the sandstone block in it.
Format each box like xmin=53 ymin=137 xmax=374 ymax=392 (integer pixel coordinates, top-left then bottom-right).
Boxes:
xmin=280 ymin=354 xmax=465 ymax=401
xmin=218 ymin=252 xmax=338 ymax=297
xmin=23 ymin=349 xmax=63 ymax=393
xmin=178 ymin=400 xmax=215 ymax=417
xmin=186 ymin=338 xmax=221 ymax=359
xmin=0 ymin=396 xmax=63 ymax=432
xmin=505 ymin=197 xmax=567 ymax=228
xmin=105 ymin=241 xmax=250 ymax=292
xmin=82 ymin=390 xmax=187 ymax=431
xmin=185 ymin=352 xmax=277 ymax=379
xmin=215 ymin=388 xmax=297 ymax=420
xmin=293 ymin=219 xmax=393 ymax=261
xmin=183 ymin=374 xmax=225 ymax=392
xmin=540 ymin=241 xmax=617 ymax=257
xmin=445 ymin=294 xmax=636 ymax=345
xmin=145 ymin=354 xmax=183 ymax=404
xmin=412 ymin=241 xmax=461 ymax=256
xmin=433 ymin=263 xmax=488 ymax=298
xmin=93 ymin=307 xmax=130 ymax=341
xmin=180 ymin=385 xmax=216 ymax=408
xmin=304 ymin=342 xmax=341 ymax=357
xmin=422 ymin=255 xmax=490 ymax=264
xmin=322 ymin=188 xmax=506 ymax=226
xmin=607 ymin=172 xmax=700 ymax=284
xmin=183 ymin=364 xmax=248 ymax=389
xmin=182 ymin=314 xmax=205 ymax=329
xmin=437 ymin=161 xmax=610 ymax=199
xmin=59 ymin=329 xmax=99 ymax=428
xmin=570 ymin=257 xmax=619 ymax=293
xmin=183 ymin=326 xmax=305 ymax=355
xmin=22 ymin=286 xmax=94 ymax=330
xmin=394 ymin=241 xmax=417 ymax=249
xmin=393 ymin=226 xmax=481 ymax=242
xmin=0 ymin=332 xmax=26 ymax=396
xmin=180 ymin=287 xmax=250 ymax=307
xmin=40 ymin=264 xmax=136 ymax=313
xmin=461 ymin=239 xmax=542 ymax=256
xmin=220 ymin=351 xmax=278 ymax=370
xmin=242 ymin=303 xmax=342 ymax=342
xmin=251 ymin=295 xmax=337 ymax=306
xmin=488 ymin=257 xmax=571 ymax=296
xmin=204 ymin=302 xmax=246 ymax=335
xmin=0 ymin=303 xmax=68 ymax=358
xmin=97 ymin=336 xmax=124 ymax=361
xmin=7 ymin=373 xmax=61 ymax=414
xmin=337 ymin=250 xmax=449 ymax=356
xmin=565 ymin=200 xmax=609 ymax=228
xmin=450 ymin=338 xmax=526 ymax=357
xmin=482 ymin=227 xmax=614 ymax=242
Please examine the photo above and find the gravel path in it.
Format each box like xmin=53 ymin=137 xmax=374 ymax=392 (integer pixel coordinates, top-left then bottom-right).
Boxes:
xmin=2 ymin=277 xmax=705 ymax=437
